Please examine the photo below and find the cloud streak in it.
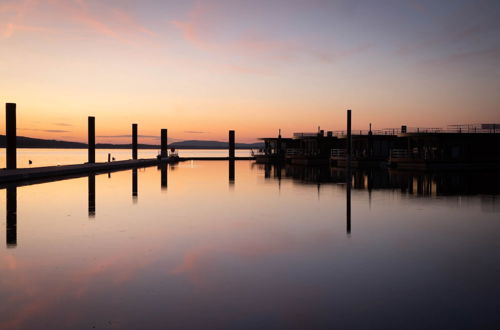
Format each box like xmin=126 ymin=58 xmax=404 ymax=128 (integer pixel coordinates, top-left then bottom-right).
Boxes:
xmin=0 ymin=0 xmax=156 ymax=43
xmin=20 ymin=128 xmax=70 ymax=133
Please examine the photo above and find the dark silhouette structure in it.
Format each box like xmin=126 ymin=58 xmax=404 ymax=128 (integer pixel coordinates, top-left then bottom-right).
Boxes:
xmin=132 ymin=123 xmax=138 ymax=160
xmin=88 ymin=116 xmax=95 ymax=164
xmin=6 ymin=103 xmax=17 ymax=169
xmin=161 ymin=129 xmax=168 ymax=158
xmin=229 ymin=130 xmax=235 ymax=159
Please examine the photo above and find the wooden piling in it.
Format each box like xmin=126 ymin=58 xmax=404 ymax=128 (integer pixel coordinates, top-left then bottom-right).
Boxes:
xmin=161 ymin=129 xmax=168 ymax=158
xmin=346 ymin=109 xmax=352 ymax=235
xmin=88 ymin=116 xmax=95 ymax=164
xmin=229 ymin=130 xmax=235 ymax=159
xmin=132 ymin=124 xmax=138 ymax=160
xmin=6 ymin=103 xmax=17 ymax=169
xmin=346 ymin=110 xmax=352 ymax=167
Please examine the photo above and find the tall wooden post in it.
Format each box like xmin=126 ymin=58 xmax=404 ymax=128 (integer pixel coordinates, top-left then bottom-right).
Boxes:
xmin=229 ymin=130 xmax=235 ymax=159
xmin=347 ymin=109 xmax=352 ymax=167
xmin=161 ymin=129 xmax=168 ymax=158
xmin=6 ymin=103 xmax=17 ymax=169
xmin=346 ymin=109 xmax=352 ymax=235
xmin=88 ymin=116 xmax=95 ymax=164
xmin=132 ymin=124 xmax=138 ymax=160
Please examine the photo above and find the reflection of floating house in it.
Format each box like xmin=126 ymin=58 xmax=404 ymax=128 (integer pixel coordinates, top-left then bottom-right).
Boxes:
xmin=389 ymin=124 xmax=500 ymax=170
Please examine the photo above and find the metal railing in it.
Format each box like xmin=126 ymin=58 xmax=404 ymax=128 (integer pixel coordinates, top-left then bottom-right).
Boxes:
xmin=293 ymin=132 xmax=319 ymax=138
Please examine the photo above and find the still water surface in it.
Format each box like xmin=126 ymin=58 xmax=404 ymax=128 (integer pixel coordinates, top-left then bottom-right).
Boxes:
xmin=0 ymin=148 xmax=253 ymax=168
xmin=1 ymin=158 xmax=500 ymax=329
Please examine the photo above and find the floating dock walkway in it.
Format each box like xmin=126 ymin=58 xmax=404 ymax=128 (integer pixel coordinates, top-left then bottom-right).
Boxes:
xmin=0 ymin=157 xmax=254 ymax=186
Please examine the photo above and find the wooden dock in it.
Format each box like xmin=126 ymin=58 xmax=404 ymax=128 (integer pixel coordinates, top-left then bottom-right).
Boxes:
xmin=0 ymin=157 xmax=254 ymax=186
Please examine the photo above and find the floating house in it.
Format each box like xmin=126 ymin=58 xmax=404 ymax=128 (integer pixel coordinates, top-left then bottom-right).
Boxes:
xmin=389 ymin=124 xmax=500 ymax=170
xmin=330 ymin=132 xmax=397 ymax=168
xmin=285 ymin=131 xmax=337 ymax=165
xmin=258 ymin=123 xmax=500 ymax=170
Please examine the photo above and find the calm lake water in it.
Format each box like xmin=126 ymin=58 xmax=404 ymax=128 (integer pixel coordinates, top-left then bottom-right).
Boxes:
xmin=0 ymin=148 xmax=253 ymax=168
xmin=1 ymin=156 xmax=500 ymax=329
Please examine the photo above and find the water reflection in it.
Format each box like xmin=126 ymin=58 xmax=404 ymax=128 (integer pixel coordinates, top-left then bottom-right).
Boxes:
xmin=88 ymin=174 xmax=95 ymax=218
xmin=255 ymin=164 xmax=500 ymax=197
xmin=6 ymin=185 xmax=17 ymax=248
xmin=229 ymin=160 xmax=235 ymax=185
xmin=1 ymin=162 xmax=500 ymax=329
xmin=132 ymin=168 xmax=138 ymax=203
xmin=346 ymin=167 xmax=351 ymax=236
xmin=160 ymin=164 xmax=168 ymax=189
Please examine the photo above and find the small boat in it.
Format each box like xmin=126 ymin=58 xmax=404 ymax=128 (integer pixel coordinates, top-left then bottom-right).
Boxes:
xmin=157 ymin=148 xmax=180 ymax=163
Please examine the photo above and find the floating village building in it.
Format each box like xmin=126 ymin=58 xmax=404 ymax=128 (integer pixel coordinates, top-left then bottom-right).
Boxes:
xmin=256 ymin=124 xmax=500 ymax=170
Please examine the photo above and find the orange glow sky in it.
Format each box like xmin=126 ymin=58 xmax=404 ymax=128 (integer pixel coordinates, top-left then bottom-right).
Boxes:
xmin=1 ymin=0 xmax=499 ymax=144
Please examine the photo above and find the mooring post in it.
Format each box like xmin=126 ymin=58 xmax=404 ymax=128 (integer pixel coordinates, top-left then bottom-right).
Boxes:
xmin=347 ymin=109 xmax=352 ymax=167
xmin=161 ymin=129 xmax=168 ymax=158
xmin=6 ymin=103 xmax=17 ymax=169
xmin=6 ymin=186 xmax=17 ymax=247
xmin=108 ymin=153 xmax=111 ymax=162
xmin=132 ymin=124 xmax=138 ymax=160
xmin=229 ymin=130 xmax=235 ymax=159
xmin=88 ymin=116 xmax=95 ymax=164
xmin=346 ymin=109 xmax=352 ymax=235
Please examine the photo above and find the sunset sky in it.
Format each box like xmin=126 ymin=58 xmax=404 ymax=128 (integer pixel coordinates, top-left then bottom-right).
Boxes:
xmin=1 ymin=0 xmax=499 ymax=144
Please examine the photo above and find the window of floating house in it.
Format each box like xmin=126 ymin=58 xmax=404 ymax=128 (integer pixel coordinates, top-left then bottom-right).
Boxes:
xmin=451 ymin=146 xmax=460 ymax=159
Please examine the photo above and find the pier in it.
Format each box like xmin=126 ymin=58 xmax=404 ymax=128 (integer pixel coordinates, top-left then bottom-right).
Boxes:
xmin=1 ymin=103 xmax=254 ymax=185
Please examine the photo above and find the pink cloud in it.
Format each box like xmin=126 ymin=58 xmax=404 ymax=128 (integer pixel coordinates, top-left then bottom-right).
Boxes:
xmin=0 ymin=0 xmax=156 ymax=43
xmin=170 ymin=1 xmax=370 ymax=68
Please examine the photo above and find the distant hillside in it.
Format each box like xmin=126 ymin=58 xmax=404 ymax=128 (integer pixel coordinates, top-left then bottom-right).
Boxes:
xmin=0 ymin=135 xmax=263 ymax=149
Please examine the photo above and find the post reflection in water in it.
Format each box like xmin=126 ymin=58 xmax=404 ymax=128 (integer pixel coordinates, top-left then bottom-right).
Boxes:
xmin=160 ymin=164 xmax=168 ymax=189
xmin=346 ymin=168 xmax=352 ymax=236
xmin=6 ymin=185 xmax=17 ymax=248
xmin=229 ymin=160 xmax=235 ymax=185
xmin=88 ymin=173 xmax=96 ymax=218
xmin=132 ymin=168 xmax=138 ymax=202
